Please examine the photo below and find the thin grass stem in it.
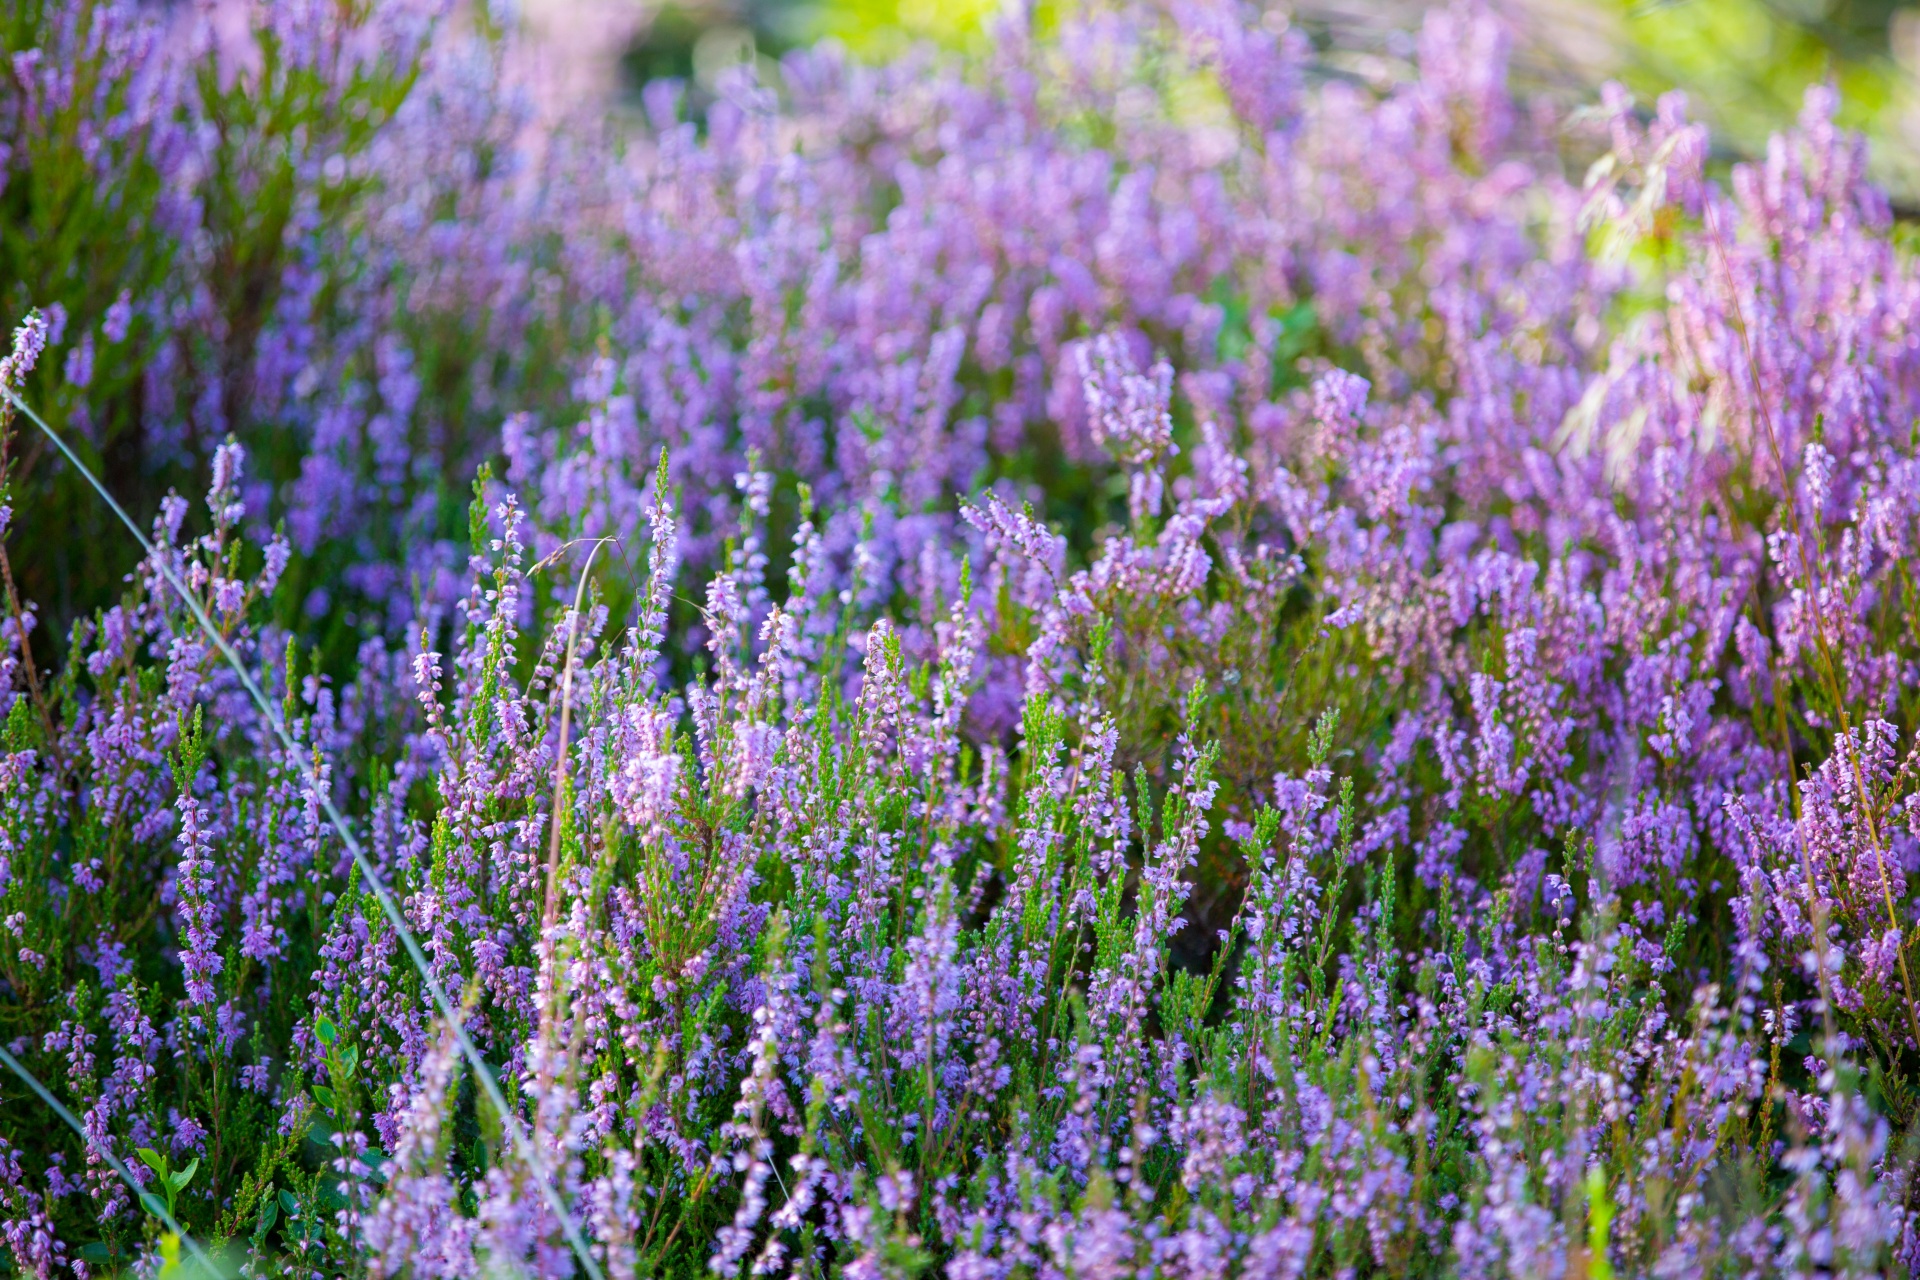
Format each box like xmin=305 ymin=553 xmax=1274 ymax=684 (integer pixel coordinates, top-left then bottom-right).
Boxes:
xmin=0 ymin=384 xmax=607 ymax=1280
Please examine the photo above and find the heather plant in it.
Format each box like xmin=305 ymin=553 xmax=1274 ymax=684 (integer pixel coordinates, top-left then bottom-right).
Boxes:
xmin=5 ymin=0 xmax=1920 ymax=1276
xmin=0 ymin=0 xmax=191 ymax=625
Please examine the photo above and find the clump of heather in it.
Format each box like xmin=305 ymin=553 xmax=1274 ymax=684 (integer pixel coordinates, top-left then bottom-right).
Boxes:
xmin=5 ymin=0 xmax=1920 ymax=1275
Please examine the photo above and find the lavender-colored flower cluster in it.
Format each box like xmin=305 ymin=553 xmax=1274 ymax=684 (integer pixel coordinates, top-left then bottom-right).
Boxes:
xmin=4 ymin=0 xmax=1920 ymax=1274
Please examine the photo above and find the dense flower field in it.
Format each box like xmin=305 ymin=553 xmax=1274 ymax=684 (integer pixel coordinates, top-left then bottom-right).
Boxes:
xmin=4 ymin=0 xmax=1920 ymax=1273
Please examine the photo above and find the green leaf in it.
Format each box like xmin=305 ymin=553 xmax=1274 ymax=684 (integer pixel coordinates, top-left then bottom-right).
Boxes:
xmin=156 ymin=1233 xmax=185 ymax=1278
xmin=168 ymin=1158 xmax=198 ymax=1193
xmin=315 ymin=1016 xmax=339 ymax=1047
xmin=313 ymin=1084 xmax=337 ymax=1111
xmin=278 ymin=1188 xmax=301 ymax=1215
xmin=135 ymin=1148 xmax=167 ymax=1179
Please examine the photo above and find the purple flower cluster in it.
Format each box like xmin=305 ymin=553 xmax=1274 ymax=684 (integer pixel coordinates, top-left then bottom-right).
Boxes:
xmin=4 ymin=0 xmax=1920 ymax=1274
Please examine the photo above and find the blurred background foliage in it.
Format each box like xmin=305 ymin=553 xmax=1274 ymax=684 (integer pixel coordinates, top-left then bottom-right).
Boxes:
xmin=1615 ymin=0 xmax=1920 ymax=199
xmin=7 ymin=0 xmax=1916 ymax=663
xmin=611 ymin=0 xmax=1920 ymax=200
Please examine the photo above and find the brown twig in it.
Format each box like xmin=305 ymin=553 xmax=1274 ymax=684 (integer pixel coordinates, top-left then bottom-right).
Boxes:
xmin=537 ymin=537 xmax=613 ymax=1035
